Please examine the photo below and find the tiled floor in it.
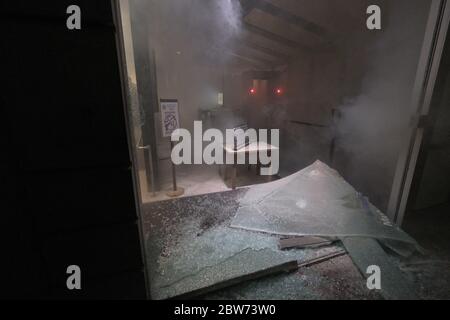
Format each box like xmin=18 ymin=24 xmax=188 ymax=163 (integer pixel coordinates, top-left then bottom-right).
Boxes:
xmin=139 ymin=160 xmax=272 ymax=203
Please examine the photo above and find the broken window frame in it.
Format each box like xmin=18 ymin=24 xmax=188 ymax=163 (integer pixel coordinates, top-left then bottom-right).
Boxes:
xmin=387 ymin=0 xmax=450 ymax=226
xmin=112 ymin=0 xmax=152 ymax=299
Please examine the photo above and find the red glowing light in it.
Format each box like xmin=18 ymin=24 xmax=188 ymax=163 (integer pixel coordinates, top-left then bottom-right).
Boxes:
xmin=275 ymin=87 xmax=283 ymax=95
xmin=249 ymin=88 xmax=256 ymax=95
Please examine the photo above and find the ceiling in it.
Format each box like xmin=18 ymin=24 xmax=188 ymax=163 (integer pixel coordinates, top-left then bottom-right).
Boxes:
xmin=230 ymin=0 xmax=374 ymax=68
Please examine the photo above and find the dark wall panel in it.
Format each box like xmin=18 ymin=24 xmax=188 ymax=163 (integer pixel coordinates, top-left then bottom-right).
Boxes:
xmin=0 ymin=1 xmax=146 ymax=299
xmin=2 ymin=21 xmax=130 ymax=171
xmin=41 ymin=223 xmax=143 ymax=289
xmin=0 ymin=1 xmax=114 ymax=25
xmin=25 ymin=168 xmax=137 ymax=235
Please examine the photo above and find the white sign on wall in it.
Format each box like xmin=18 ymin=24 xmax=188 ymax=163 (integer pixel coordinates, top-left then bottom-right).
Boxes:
xmin=160 ymin=99 xmax=180 ymax=138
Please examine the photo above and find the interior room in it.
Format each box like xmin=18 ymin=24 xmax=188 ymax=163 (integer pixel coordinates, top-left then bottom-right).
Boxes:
xmin=116 ymin=0 xmax=450 ymax=299
xmin=128 ymin=0 xmax=390 ymax=204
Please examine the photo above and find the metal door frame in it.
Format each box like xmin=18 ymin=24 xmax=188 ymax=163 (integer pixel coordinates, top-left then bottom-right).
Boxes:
xmin=387 ymin=0 xmax=450 ymax=226
xmin=111 ymin=0 xmax=151 ymax=299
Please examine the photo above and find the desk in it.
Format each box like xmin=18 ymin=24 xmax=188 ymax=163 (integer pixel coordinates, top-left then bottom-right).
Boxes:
xmin=222 ymin=142 xmax=279 ymax=189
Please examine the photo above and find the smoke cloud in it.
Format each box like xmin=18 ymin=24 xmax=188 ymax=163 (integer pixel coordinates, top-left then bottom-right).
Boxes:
xmin=336 ymin=0 xmax=431 ymax=210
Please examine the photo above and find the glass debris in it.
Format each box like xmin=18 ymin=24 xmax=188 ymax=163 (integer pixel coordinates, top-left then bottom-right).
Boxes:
xmin=231 ymin=161 xmax=417 ymax=248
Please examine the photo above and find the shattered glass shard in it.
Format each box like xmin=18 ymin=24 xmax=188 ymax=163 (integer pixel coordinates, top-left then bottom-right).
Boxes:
xmin=231 ymin=161 xmax=417 ymax=247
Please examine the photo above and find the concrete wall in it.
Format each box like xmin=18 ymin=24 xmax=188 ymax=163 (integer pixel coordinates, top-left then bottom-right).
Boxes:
xmin=280 ymin=49 xmax=343 ymax=172
xmin=154 ymin=49 xmax=225 ymax=136
xmin=130 ymin=0 xmax=246 ymax=160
